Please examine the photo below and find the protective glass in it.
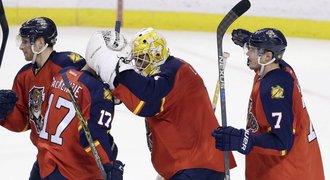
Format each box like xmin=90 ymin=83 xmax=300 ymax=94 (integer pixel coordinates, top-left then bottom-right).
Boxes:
xmin=243 ymin=43 xmax=265 ymax=57
xmin=16 ymin=35 xmax=31 ymax=47
xmin=132 ymin=51 xmax=151 ymax=72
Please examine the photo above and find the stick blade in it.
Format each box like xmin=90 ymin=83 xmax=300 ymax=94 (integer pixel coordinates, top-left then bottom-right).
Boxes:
xmin=232 ymin=0 xmax=251 ymax=17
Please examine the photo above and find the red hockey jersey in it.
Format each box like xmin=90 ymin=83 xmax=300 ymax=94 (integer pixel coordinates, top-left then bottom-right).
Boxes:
xmin=113 ymin=56 xmax=236 ymax=179
xmin=37 ymin=68 xmax=117 ymax=179
xmin=0 ymin=51 xmax=85 ymax=147
xmin=245 ymin=59 xmax=324 ymax=180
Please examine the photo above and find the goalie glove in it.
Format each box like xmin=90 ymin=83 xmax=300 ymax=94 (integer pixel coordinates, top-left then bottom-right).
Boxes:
xmin=85 ymin=30 xmax=134 ymax=90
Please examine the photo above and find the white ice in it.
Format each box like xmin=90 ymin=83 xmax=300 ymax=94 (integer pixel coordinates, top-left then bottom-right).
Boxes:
xmin=0 ymin=26 xmax=329 ymax=179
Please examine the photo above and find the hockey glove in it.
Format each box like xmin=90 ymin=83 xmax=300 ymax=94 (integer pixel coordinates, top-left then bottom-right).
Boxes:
xmin=231 ymin=29 xmax=252 ymax=47
xmin=85 ymin=30 xmax=132 ymax=90
xmin=212 ymin=126 xmax=253 ymax=155
xmin=106 ymin=160 xmax=125 ymax=180
xmin=0 ymin=90 xmax=18 ymax=120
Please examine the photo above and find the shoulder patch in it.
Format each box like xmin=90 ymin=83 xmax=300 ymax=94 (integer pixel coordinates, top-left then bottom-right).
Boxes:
xmin=271 ymin=85 xmax=284 ymax=99
xmin=103 ymin=88 xmax=113 ymax=101
xmin=68 ymin=52 xmax=83 ymax=63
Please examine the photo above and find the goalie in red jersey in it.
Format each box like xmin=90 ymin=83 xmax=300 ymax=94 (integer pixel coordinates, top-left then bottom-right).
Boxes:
xmin=84 ymin=28 xmax=237 ymax=179
xmin=212 ymin=28 xmax=325 ymax=180
xmin=0 ymin=17 xmax=86 ymax=179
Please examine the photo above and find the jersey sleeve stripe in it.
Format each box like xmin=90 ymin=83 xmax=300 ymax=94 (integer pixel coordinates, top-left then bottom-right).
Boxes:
xmin=160 ymin=97 xmax=166 ymax=112
xmin=253 ymin=146 xmax=287 ymax=156
xmin=133 ymin=101 xmax=145 ymax=114
xmin=84 ymin=140 xmax=101 ymax=153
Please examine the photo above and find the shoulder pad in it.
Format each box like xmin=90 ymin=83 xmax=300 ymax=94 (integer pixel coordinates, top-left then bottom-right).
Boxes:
xmin=50 ymin=51 xmax=86 ymax=68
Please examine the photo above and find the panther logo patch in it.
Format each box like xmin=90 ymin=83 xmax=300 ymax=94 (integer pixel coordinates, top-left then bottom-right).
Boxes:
xmin=246 ymin=98 xmax=259 ymax=132
xmin=145 ymin=120 xmax=153 ymax=152
xmin=29 ymin=86 xmax=45 ymax=134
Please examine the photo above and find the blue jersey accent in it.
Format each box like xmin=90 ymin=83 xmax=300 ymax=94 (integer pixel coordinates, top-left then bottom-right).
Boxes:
xmin=50 ymin=51 xmax=86 ymax=69
xmin=16 ymin=63 xmax=33 ymax=75
xmin=254 ymin=68 xmax=294 ymax=151
xmin=117 ymin=56 xmax=182 ymax=116
xmin=77 ymin=70 xmax=117 ymax=160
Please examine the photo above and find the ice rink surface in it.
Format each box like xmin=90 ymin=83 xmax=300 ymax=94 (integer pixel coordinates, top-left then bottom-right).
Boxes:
xmin=0 ymin=26 xmax=329 ymax=179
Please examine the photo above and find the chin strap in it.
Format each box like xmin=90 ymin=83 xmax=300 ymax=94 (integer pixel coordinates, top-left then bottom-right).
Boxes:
xmin=31 ymin=43 xmax=49 ymax=64
xmin=257 ymin=56 xmax=276 ymax=77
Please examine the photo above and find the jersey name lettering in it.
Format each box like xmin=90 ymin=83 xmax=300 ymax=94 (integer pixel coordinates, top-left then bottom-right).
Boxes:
xmin=51 ymin=77 xmax=82 ymax=98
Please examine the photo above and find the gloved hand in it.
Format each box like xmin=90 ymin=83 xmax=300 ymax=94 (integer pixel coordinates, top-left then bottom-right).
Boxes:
xmin=106 ymin=160 xmax=125 ymax=180
xmin=102 ymin=30 xmax=127 ymax=51
xmin=231 ymin=29 xmax=252 ymax=47
xmin=0 ymin=90 xmax=18 ymax=120
xmin=115 ymin=45 xmax=135 ymax=74
xmin=104 ymin=45 xmax=135 ymax=90
xmin=85 ymin=30 xmax=133 ymax=90
xmin=212 ymin=126 xmax=253 ymax=155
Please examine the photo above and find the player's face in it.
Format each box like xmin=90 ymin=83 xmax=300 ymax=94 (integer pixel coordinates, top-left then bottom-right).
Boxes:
xmin=245 ymin=45 xmax=262 ymax=70
xmin=133 ymin=53 xmax=150 ymax=71
xmin=18 ymin=37 xmax=33 ymax=61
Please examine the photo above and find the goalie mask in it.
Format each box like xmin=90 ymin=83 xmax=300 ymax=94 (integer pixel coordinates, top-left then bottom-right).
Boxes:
xmin=131 ymin=28 xmax=169 ymax=76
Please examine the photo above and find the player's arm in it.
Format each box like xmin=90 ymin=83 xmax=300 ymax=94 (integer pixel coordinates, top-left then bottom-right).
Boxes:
xmin=84 ymin=30 xmax=175 ymax=117
xmin=212 ymin=72 xmax=295 ymax=156
xmin=79 ymin=83 xmax=123 ymax=178
xmin=113 ymin=69 xmax=173 ymax=117
xmin=0 ymin=70 xmax=30 ymax=132
xmin=251 ymin=73 xmax=295 ymax=155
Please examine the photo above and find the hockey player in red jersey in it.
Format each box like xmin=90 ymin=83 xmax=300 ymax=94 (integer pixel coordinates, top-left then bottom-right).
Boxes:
xmin=0 ymin=17 xmax=86 ymax=179
xmin=85 ymin=27 xmax=236 ymax=179
xmin=212 ymin=28 xmax=325 ymax=180
xmin=37 ymin=30 xmax=125 ymax=180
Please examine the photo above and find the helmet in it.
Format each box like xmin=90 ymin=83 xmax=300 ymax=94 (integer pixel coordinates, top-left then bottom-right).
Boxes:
xmin=248 ymin=28 xmax=287 ymax=60
xmin=19 ymin=17 xmax=57 ymax=46
xmin=131 ymin=28 xmax=169 ymax=76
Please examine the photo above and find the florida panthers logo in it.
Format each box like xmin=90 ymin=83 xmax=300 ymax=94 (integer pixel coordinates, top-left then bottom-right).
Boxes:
xmin=145 ymin=120 xmax=153 ymax=152
xmin=29 ymin=86 xmax=45 ymax=134
xmin=246 ymin=98 xmax=259 ymax=132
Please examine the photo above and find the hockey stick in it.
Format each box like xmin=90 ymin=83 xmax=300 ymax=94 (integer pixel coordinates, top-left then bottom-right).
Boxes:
xmin=0 ymin=0 xmax=9 ymax=68
xmin=216 ymin=0 xmax=251 ymax=179
xmin=113 ymin=20 xmax=121 ymax=47
xmin=115 ymin=20 xmax=121 ymax=33
xmin=61 ymin=73 xmax=107 ymax=180
xmin=212 ymin=52 xmax=229 ymax=111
